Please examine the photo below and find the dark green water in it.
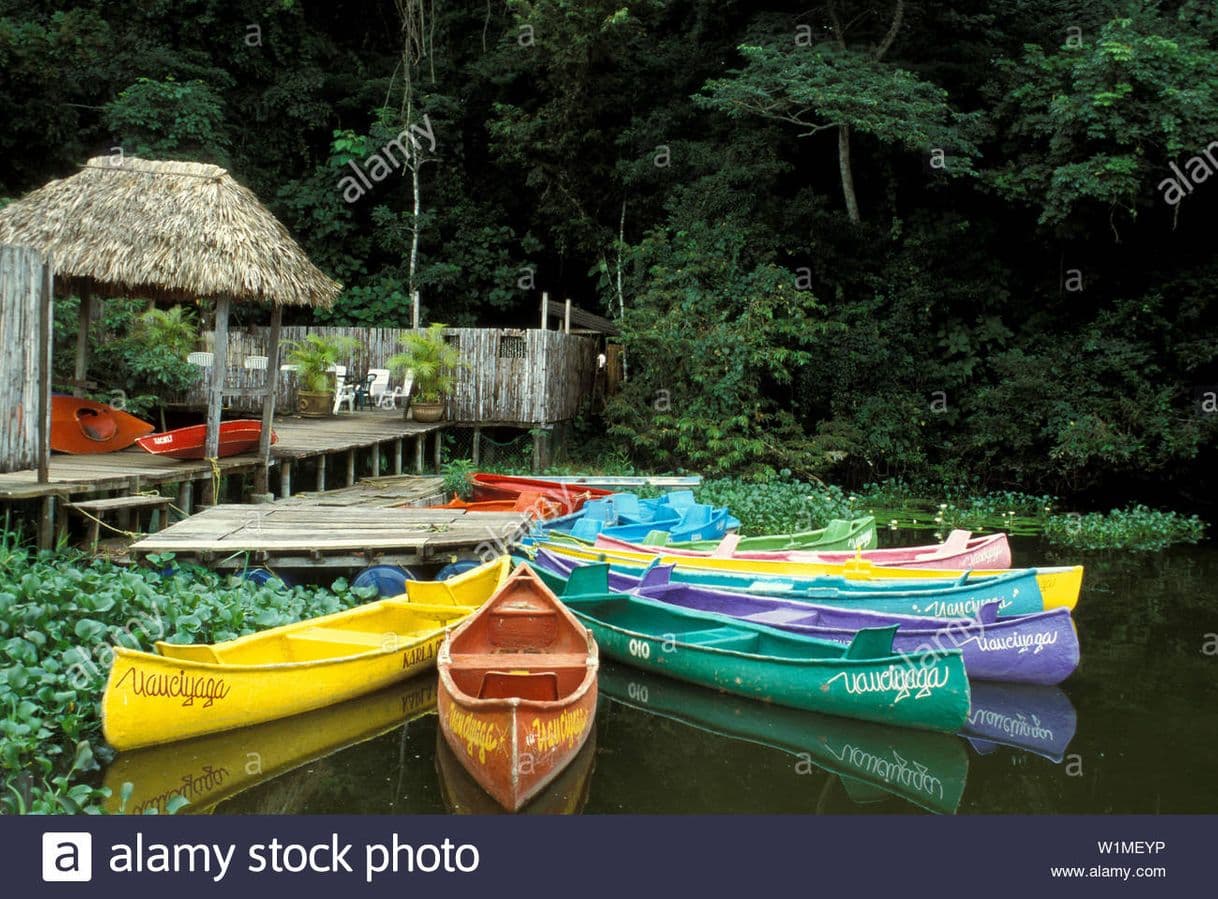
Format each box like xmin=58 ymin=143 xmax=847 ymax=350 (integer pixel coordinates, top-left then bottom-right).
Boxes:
xmin=116 ymin=537 xmax=1218 ymax=815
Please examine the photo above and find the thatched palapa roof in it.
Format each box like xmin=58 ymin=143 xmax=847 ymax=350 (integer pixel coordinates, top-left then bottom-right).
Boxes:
xmin=0 ymin=156 xmax=340 ymax=307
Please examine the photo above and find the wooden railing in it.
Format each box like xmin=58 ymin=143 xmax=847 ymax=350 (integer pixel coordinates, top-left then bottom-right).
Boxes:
xmin=177 ymin=327 xmax=599 ymax=426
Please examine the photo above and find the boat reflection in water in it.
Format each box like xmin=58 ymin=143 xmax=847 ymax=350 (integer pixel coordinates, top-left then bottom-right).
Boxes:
xmin=103 ymin=674 xmax=438 ymax=814
xmin=598 ymin=663 xmax=967 ymax=814
xmin=959 ymin=681 xmax=1078 ymax=763
xmin=436 ymin=726 xmax=597 ymax=815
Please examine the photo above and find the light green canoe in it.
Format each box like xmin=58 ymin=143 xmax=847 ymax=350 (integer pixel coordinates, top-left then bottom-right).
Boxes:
xmin=662 ymin=516 xmax=878 ymax=552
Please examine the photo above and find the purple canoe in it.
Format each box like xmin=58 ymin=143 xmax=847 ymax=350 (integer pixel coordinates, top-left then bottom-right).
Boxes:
xmin=583 ymin=562 xmax=1079 ymax=686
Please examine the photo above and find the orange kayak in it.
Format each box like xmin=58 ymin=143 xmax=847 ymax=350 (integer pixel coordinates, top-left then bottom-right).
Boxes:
xmin=437 ymin=564 xmax=598 ymax=812
xmin=440 ymin=490 xmax=565 ymax=518
xmin=50 ymin=396 xmax=155 ymax=454
xmin=470 ymin=473 xmax=613 ymax=516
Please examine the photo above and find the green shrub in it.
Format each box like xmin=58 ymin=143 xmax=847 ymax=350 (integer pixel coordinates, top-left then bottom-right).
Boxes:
xmin=1043 ymin=505 xmax=1206 ymax=551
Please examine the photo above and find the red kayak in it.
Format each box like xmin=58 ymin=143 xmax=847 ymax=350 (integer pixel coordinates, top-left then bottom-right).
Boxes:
xmin=471 ymin=473 xmax=613 ymax=516
xmin=136 ymin=420 xmax=276 ymax=460
xmin=50 ymin=396 xmax=155 ymax=454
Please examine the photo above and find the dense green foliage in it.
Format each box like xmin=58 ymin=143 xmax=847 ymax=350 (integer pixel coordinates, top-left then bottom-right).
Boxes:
xmin=1042 ymin=504 xmax=1207 ymax=551
xmin=2 ymin=0 xmax=1217 ymax=504
xmin=0 ymin=534 xmax=370 ymax=814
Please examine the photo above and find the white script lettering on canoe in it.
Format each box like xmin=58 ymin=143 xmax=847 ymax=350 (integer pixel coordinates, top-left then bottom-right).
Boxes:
xmin=968 ymin=709 xmax=1053 ymax=742
xmin=962 ymin=630 xmax=1059 ymax=654
xmin=826 ymin=665 xmax=949 ymax=703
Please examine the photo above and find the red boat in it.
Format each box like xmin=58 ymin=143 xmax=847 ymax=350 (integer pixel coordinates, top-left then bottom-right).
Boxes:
xmin=136 ymin=420 xmax=276 ymax=460
xmin=50 ymin=396 xmax=155 ymax=454
xmin=471 ymin=473 xmax=613 ymax=516
xmin=437 ymin=564 xmax=598 ymax=812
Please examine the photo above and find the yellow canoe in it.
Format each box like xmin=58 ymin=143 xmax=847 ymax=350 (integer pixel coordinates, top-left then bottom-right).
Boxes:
xmin=102 ymin=556 xmax=509 ymax=750
xmin=103 ymin=674 xmax=438 ymax=814
xmin=538 ymin=542 xmax=1083 ymax=611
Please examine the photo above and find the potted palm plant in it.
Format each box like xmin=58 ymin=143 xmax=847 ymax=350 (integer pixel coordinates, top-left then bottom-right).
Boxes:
xmin=285 ymin=334 xmax=358 ymax=417
xmin=388 ymin=324 xmax=464 ymax=422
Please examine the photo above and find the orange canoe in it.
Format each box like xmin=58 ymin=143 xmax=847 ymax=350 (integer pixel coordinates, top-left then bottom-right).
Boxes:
xmin=439 ymin=490 xmax=566 ymax=518
xmin=437 ymin=564 xmax=598 ymax=812
xmin=471 ymin=473 xmax=613 ymax=515
xmin=135 ymin=420 xmax=275 ymax=460
xmin=50 ymin=396 xmax=155 ymax=454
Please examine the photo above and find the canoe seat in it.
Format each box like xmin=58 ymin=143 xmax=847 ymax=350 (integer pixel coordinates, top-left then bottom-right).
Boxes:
xmin=742 ymin=608 xmax=816 ymax=627
xmin=478 ymin=671 xmax=560 ymax=701
xmin=285 ymin=627 xmax=390 ymax=651
xmin=450 ymin=651 xmax=590 ymax=671
xmin=679 ymin=628 xmax=760 ymax=651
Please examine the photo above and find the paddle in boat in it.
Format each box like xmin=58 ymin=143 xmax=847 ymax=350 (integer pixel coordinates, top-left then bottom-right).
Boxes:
xmin=437 ymin=564 xmax=598 ymax=812
xmin=136 ymin=419 xmax=275 ymax=460
xmin=50 ymin=395 xmax=154 ymax=454
xmin=104 ymin=674 xmax=439 ymax=814
xmin=552 ymin=563 xmax=971 ymax=733
xmin=538 ymin=540 xmax=1084 ymax=611
xmin=541 ymin=560 xmax=1078 ymax=685
xmin=626 ymin=527 xmax=1010 ymax=570
xmin=599 ymin=663 xmax=967 ymax=814
xmin=668 ymin=516 xmax=879 ymax=552
xmin=528 ymin=546 xmax=1047 ymax=619
xmin=101 ymin=556 xmax=510 ymax=750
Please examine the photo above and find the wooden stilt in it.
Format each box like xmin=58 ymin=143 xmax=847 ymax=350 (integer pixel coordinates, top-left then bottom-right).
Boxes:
xmin=532 ymin=430 xmax=543 ymax=473
xmin=317 ymin=454 xmax=327 ymax=492
xmin=203 ymin=296 xmax=231 ymax=504
xmin=433 ymin=430 xmax=442 ymax=472
xmin=280 ymin=459 xmax=293 ymax=498
xmin=38 ymin=495 xmax=54 ymax=551
xmin=371 ymin=442 xmax=381 ymax=478
xmin=472 ymin=426 xmax=481 ymax=465
xmin=346 ymin=448 xmax=356 ymax=486
xmin=415 ymin=435 xmax=424 ymax=474
xmin=255 ymin=304 xmax=282 ymax=495
xmin=393 ymin=439 xmax=403 ymax=474
xmin=177 ymin=480 xmax=193 ymax=517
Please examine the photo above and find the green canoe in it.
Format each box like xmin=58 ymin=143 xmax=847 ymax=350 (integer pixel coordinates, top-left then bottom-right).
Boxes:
xmin=549 ymin=563 xmax=970 ymax=733
xmin=599 ymin=663 xmax=968 ymax=814
xmin=662 ymin=515 xmax=878 ymax=552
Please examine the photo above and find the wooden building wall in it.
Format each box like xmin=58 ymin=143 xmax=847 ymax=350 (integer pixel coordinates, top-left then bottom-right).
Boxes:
xmin=180 ymin=326 xmax=599 ymax=426
xmin=0 ymin=246 xmax=50 ymax=473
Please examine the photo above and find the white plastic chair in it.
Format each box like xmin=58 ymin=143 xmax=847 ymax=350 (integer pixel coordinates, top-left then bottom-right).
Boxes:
xmin=367 ymin=368 xmax=390 ymax=406
xmin=330 ymin=365 xmax=358 ymax=414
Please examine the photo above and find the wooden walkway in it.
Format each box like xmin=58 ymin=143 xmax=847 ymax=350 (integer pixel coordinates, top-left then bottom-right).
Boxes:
xmin=0 ymin=410 xmax=447 ymax=547
xmin=276 ymin=474 xmax=449 ymax=509
xmin=130 ymin=504 xmax=526 ymax=569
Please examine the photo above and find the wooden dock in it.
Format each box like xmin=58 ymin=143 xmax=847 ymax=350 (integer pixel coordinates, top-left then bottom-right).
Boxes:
xmin=0 ymin=410 xmax=447 ymax=547
xmin=275 ymin=474 xmax=449 ymax=509
xmin=130 ymin=504 xmax=526 ymax=569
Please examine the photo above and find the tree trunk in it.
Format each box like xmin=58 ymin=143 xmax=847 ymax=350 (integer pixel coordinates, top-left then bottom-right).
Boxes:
xmin=409 ymin=155 xmax=421 ymax=323
xmin=837 ymin=124 xmax=861 ymax=224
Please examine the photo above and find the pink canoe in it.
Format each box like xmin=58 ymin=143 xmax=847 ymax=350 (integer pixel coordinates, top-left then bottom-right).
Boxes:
xmin=593 ymin=528 xmax=1013 ymax=570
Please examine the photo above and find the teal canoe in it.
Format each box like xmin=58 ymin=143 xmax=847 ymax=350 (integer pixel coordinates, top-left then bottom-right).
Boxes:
xmin=547 ymin=563 xmax=970 ymax=733
xmin=599 ymin=663 xmax=968 ymax=814
xmin=665 ymin=516 xmax=878 ymax=552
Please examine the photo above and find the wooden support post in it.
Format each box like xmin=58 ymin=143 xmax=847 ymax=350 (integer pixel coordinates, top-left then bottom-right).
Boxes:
xmin=433 ymin=429 xmax=442 ymax=472
xmin=38 ymin=263 xmax=53 ymax=484
xmin=255 ymin=304 xmax=282 ymax=495
xmin=532 ymin=429 xmax=543 ymax=473
xmin=371 ymin=442 xmax=381 ymax=478
xmin=564 ymin=298 xmax=571 ymax=333
xmin=203 ymin=296 xmax=231 ymax=504
xmin=540 ymin=290 xmax=548 ymax=329
xmin=38 ymin=495 xmax=54 ymax=551
xmin=74 ymin=289 xmax=92 ymax=398
xmin=177 ymin=480 xmax=193 ymax=517
xmin=472 ymin=426 xmax=481 ymax=465
xmin=317 ymin=454 xmax=327 ymax=492
xmin=346 ymin=448 xmax=356 ymax=486
xmin=280 ymin=459 xmax=293 ymax=498
xmin=393 ymin=439 xmax=403 ymax=475
xmin=415 ymin=435 xmax=424 ymax=474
